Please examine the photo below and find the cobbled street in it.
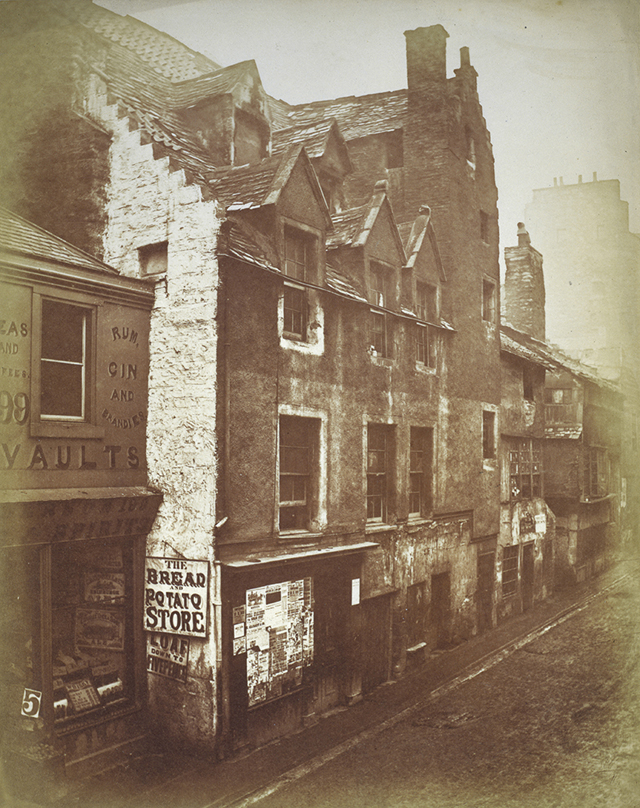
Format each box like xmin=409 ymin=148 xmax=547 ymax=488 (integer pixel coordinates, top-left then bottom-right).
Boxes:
xmin=256 ymin=572 xmax=640 ymax=808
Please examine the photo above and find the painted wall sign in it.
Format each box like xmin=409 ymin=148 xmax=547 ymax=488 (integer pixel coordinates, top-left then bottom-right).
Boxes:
xmin=144 ymin=557 xmax=209 ymax=637
xmin=535 ymin=514 xmax=547 ymax=533
xmin=244 ymin=577 xmax=314 ymax=707
xmin=0 ymin=282 xmax=151 ymax=485
xmin=147 ymin=633 xmax=190 ymax=682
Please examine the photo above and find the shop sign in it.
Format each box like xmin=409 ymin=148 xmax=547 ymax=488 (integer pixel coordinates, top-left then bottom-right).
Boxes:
xmin=84 ymin=571 xmax=126 ymax=603
xmin=147 ymin=633 xmax=189 ymax=682
xmin=535 ymin=514 xmax=546 ymax=533
xmin=76 ymin=608 xmax=125 ymax=651
xmin=144 ymin=557 xmax=209 ymax=637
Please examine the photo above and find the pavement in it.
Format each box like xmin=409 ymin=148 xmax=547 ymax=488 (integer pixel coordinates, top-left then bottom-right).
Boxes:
xmin=10 ymin=556 xmax=638 ymax=808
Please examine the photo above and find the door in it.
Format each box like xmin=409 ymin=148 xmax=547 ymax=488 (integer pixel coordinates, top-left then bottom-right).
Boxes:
xmin=522 ymin=543 xmax=534 ymax=611
xmin=361 ymin=594 xmax=392 ymax=693
xmin=476 ymin=552 xmax=495 ymax=634
xmin=431 ymin=572 xmax=451 ymax=648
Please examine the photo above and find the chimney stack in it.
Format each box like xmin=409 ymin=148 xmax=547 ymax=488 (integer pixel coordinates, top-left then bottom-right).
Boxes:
xmin=504 ymin=223 xmax=546 ymax=341
xmin=405 ymin=25 xmax=449 ymax=91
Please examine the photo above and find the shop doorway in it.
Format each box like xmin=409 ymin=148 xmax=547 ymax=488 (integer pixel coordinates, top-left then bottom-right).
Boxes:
xmin=361 ymin=594 xmax=392 ymax=693
xmin=431 ymin=572 xmax=451 ymax=648
xmin=522 ymin=543 xmax=534 ymax=611
xmin=476 ymin=552 xmax=495 ymax=634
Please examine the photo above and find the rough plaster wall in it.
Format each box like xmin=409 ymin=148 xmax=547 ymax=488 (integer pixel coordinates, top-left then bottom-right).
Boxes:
xmin=93 ymin=91 xmax=221 ymax=747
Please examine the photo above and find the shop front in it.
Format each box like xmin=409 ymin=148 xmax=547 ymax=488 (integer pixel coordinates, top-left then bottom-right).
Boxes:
xmin=0 ymin=489 xmax=162 ymax=801
xmin=220 ymin=545 xmax=374 ymax=752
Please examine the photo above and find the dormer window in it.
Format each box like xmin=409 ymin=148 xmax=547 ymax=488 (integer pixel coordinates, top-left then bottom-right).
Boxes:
xmin=284 ymin=227 xmax=312 ymax=281
xmin=416 ymin=282 xmax=437 ymax=322
xmin=370 ymin=264 xmax=386 ymax=307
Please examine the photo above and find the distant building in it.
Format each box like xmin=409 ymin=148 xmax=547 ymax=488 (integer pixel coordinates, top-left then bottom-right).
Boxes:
xmin=524 ymin=175 xmax=639 ymax=554
xmin=504 ymin=224 xmax=624 ymax=587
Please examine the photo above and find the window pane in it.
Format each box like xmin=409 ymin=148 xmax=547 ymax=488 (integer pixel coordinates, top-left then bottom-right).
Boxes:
xmin=41 ymin=362 xmax=83 ymax=417
xmin=41 ymin=300 xmax=85 ymax=363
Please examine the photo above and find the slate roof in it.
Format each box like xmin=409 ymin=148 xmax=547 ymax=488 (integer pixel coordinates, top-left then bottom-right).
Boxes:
xmin=220 ymin=217 xmax=280 ymax=273
xmin=52 ymin=0 xmax=220 ymax=81
xmin=325 ymin=266 xmax=367 ymax=303
xmin=0 ymin=206 xmax=116 ymax=274
xmin=281 ymin=90 xmax=408 ymax=141
xmin=326 ymin=205 xmax=369 ymax=248
xmin=272 ymin=119 xmax=337 ymax=158
xmin=500 ymin=325 xmax=620 ymax=392
xmin=171 ymin=61 xmax=260 ymax=109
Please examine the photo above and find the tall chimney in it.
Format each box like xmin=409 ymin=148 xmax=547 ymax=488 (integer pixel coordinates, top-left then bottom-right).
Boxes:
xmin=404 ymin=25 xmax=449 ymax=91
xmin=503 ymin=223 xmax=546 ymax=341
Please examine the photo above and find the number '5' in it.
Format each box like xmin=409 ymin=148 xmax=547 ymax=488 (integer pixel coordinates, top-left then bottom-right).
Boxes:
xmin=21 ymin=688 xmax=42 ymax=718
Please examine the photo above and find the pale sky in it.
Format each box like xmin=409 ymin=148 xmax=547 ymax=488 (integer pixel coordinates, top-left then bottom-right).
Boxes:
xmin=99 ymin=0 xmax=640 ymax=259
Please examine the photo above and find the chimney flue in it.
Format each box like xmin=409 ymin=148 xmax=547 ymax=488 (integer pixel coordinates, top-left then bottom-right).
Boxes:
xmin=405 ymin=25 xmax=449 ymax=90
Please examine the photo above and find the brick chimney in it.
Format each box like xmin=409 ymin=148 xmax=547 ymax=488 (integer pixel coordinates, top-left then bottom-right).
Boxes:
xmin=503 ymin=223 xmax=546 ymax=341
xmin=404 ymin=25 xmax=449 ymax=90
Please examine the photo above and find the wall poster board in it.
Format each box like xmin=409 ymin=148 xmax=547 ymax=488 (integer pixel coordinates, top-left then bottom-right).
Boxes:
xmin=239 ymin=577 xmax=314 ymax=707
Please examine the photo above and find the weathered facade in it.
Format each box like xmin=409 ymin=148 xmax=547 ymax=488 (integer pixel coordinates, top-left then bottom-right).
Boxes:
xmin=0 ymin=207 xmax=160 ymax=800
xmin=0 ymin=0 xmax=597 ymax=784
xmin=524 ymin=175 xmax=639 ymax=558
xmin=503 ymin=224 xmax=623 ymax=588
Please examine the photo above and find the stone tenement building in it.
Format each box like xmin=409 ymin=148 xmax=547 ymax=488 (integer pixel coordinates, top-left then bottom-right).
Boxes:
xmin=0 ymin=0 xmax=622 ymax=790
xmin=524 ymin=176 xmax=639 ymax=557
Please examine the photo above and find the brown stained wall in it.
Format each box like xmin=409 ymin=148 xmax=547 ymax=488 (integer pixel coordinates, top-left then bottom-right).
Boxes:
xmin=0 ymin=22 xmax=110 ymax=259
xmin=500 ymin=355 xmax=545 ymax=440
xmin=544 ymin=441 xmax=581 ymax=499
xmin=179 ymin=95 xmax=235 ymax=166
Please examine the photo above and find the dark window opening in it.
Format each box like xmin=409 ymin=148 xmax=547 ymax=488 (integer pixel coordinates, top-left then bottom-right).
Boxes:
xmin=480 ymin=210 xmax=490 ymax=243
xmin=409 ymin=427 xmax=433 ymax=516
xmin=482 ymin=410 xmax=496 ymax=459
xmin=523 ymin=366 xmax=534 ymax=401
xmin=386 ymin=130 xmax=404 ymax=169
xmin=502 ymin=545 xmax=519 ymax=597
xmin=416 ymin=282 xmax=437 ymax=322
xmin=138 ymin=241 xmax=168 ymax=276
xmin=41 ymin=300 xmax=89 ymax=420
xmin=234 ymin=109 xmax=268 ymax=166
xmin=482 ymin=279 xmax=496 ymax=322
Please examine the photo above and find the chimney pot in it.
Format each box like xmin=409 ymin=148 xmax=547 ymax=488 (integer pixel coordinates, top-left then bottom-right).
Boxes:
xmin=460 ymin=46 xmax=470 ymax=67
xmin=593 ymin=171 xmax=598 ymax=182
xmin=517 ymin=222 xmax=531 ymax=247
xmin=578 ymin=175 xmax=582 ymax=183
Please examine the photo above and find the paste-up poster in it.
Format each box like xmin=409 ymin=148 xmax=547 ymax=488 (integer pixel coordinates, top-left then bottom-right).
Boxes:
xmin=244 ymin=577 xmax=314 ymax=706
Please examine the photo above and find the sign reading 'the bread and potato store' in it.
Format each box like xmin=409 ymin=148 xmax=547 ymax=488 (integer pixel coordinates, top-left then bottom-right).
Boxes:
xmin=144 ymin=557 xmax=209 ymax=637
